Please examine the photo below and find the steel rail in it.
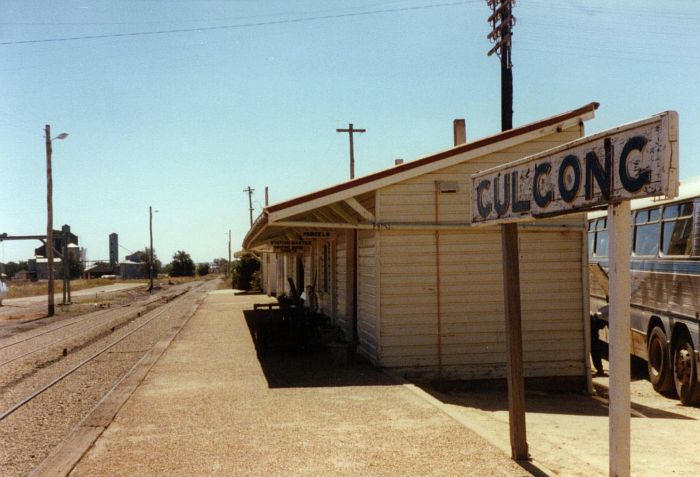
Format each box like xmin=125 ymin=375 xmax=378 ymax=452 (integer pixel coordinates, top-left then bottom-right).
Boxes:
xmin=0 ymin=287 xmax=200 ymax=422
xmin=0 ymin=309 xmax=141 ymax=368
xmin=0 ymin=286 xmax=186 ymax=352
xmin=0 ymin=288 xmax=190 ymax=368
xmin=0 ymin=307 xmax=116 ymax=352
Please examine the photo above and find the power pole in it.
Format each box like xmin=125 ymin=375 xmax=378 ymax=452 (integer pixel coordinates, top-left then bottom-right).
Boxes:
xmin=45 ymin=125 xmax=55 ymax=317
xmin=149 ymin=206 xmax=154 ymax=293
xmin=228 ymin=229 xmax=232 ymax=278
xmin=243 ymin=186 xmax=255 ymax=226
xmin=487 ymin=0 xmax=527 ymax=462
xmin=62 ymin=224 xmax=71 ymax=304
xmin=336 ymin=123 xmax=366 ymax=179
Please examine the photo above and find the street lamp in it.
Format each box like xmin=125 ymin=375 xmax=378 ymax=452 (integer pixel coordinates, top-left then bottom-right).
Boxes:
xmin=45 ymin=125 xmax=68 ymax=317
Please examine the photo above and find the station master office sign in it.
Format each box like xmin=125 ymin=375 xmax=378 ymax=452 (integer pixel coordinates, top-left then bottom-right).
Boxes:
xmin=471 ymin=111 xmax=679 ymax=224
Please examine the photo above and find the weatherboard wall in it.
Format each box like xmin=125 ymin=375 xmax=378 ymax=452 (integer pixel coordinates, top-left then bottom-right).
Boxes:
xmin=357 ymin=229 xmax=379 ymax=363
xmin=374 ymin=125 xmax=587 ymax=380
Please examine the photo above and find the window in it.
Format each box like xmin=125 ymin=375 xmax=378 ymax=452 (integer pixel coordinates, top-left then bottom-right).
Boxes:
xmin=633 ymin=207 xmax=661 ymax=256
xmin=661 ymin=202 xmax=693 ymax=256
xmin=587 ymin=223 xmax=595 ymax=259
xmin=594 ymin=218 xmax=608 ymax=257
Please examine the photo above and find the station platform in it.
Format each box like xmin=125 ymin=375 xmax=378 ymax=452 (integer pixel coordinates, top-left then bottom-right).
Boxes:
xmin=57 ymin=289 xmax=530 ymax=476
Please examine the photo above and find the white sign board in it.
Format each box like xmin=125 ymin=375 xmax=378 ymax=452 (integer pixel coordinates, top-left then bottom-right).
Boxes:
xmin=471 ymin=111 xmax=679 ymax=224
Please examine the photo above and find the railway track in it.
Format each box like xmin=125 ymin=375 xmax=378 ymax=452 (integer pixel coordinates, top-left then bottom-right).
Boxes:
xmin=0 ymin=278 xmax=219 ymax=477
xmin=0 ymin=284 xmax=192 ymax=371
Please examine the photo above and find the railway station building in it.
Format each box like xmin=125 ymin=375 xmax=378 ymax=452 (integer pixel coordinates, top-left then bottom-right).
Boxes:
xmin=243 ymin=103 xmax=599 ymax=385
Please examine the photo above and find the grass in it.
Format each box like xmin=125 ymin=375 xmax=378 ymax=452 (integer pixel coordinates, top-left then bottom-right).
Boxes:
xmin=4 ymin=273 xmax=221 ymax=300
xmin=5 ymin=278 xmax=146 ymax=299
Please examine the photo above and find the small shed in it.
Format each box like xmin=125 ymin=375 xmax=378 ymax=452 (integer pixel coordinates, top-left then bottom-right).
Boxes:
xmin=244 ymin=103 xmax=598 ymax=385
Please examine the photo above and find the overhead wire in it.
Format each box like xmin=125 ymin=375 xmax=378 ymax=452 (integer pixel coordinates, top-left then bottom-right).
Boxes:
xmin=0 ymin=1 xmax=472 ymax=46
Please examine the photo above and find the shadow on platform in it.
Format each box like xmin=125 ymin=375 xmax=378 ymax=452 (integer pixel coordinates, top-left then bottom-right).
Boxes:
xmin=417 ymin=377 xmax=695 ymax=421
xmin=243 ymin=309 xmax=395 ymax=389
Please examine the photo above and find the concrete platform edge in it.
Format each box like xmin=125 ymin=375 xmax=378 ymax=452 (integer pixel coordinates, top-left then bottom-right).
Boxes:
xmin=28 ymin=292 xmax=209 ymax=477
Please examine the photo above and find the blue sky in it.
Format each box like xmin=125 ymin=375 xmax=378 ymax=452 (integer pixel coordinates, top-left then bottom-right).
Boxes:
xmin=1 ymin=1 xmax=698 ymax=265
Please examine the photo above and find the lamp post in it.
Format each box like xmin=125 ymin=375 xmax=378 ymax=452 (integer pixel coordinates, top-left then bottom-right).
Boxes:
xmin=45 ymin=125 xmax=68 ymax=317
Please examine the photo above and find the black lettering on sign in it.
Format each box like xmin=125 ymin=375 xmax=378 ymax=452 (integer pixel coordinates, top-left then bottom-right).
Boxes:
xmin=619 ymin=135 xmax=650 ymax=193
xmin=476 ymin=179 xmax=492 ymax=218
xmin=584 ymin=139 xmax=612 ymax=200
xmin=511 ymin=171 xmax=531 ymax=213
xmin=533 ymin=162 xmax=553 ymax=208
xmin=558 ymin=154 xmax=581 ymax=203
xmin=494 ymin=173 xmax=511 ymax=216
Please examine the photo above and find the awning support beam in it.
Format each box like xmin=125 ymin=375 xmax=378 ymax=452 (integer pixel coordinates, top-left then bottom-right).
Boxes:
xmin=344 ymin=197 xmax=375 ymax=222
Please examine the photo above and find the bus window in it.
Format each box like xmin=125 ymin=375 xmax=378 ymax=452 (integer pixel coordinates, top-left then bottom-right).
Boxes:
xmin=633 ymin=208 xmax=661 ymax=256
xmin=594 ymin=218 xmax=608 ymax=257
xmin=661 ymin=202 xmax=693 ymax=256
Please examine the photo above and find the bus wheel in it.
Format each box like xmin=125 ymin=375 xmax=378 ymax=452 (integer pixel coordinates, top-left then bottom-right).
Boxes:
xmin=647 ymin=327 xmax=673 ymax=393
xmin=672 ymin=333 xmax=700 ymax=406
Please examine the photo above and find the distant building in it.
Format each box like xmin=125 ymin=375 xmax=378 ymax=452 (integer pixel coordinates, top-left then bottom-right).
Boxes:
xmin=83 ymin=262 xmax=116 ymax=279
xmin=34 ymin=229 xmax=78 ymax=258
xmin=120 ymin=261 xmax=148 ymax=279
xmin=109 ymin=233 xmax=119 ymax=268
xmin=13 ymin=270 xmax=31 ymax=282
xmin=28 ymin=257 xmax=63 ymax=280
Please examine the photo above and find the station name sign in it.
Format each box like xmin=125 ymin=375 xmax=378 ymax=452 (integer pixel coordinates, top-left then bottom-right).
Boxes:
xmin=471 ymin=111 xmax=679 ymax=224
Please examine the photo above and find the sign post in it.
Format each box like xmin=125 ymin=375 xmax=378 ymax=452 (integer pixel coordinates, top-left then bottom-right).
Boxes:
xmin=471 ymin=111 xmax=678 ymax=477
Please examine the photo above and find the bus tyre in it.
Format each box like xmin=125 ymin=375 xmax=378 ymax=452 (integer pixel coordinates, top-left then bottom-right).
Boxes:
xmin=672 ymin=333 xmax=700 ymax=406
xmin=647 ymin=327 xmax=673 ymax=393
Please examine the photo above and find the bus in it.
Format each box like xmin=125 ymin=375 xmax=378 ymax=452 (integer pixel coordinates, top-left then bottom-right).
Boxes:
xmin=588 ymin=178 xmax=700 ymax=406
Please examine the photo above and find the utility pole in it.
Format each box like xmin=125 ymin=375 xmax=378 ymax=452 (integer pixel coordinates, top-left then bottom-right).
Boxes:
xmin=43 ymin=125 xmax=68 ymax=317
xmin=336 ymin=123 xmax=366 ymax=179
xmin=487 ymin=0 xmax=527 ymax=462
xmin=61 ymin=224 xmax=71 ymax=304
xmin=149 ymin=206 xmax=154 ymax=293
xmin=45 ymin=125 xmax=55 ymax=317
xmin=243 ymin=186 xmax=255 ymax=226
xmin=228 ymin=229 xmax=232 ymax=278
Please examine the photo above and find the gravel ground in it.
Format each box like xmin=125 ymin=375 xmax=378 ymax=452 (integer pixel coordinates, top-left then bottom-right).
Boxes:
xmin=0 ymin=283 xmax=196 ymax=409
xmin=69 ymin=291 xmax=530 ymax=477
xmin=0 ymin=282 xmax=149 ymax=323
xmin=0 ymin=279 xmax=217 ymax=477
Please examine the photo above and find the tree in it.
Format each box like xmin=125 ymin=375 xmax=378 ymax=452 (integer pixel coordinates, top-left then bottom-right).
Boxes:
xmin=232 ymin=253 xmax=260 ymax=290
xmin=197 ymin=263 xmax=210 ymax=276
xmin=2 ymin=261 xmax=28 ymax=278
xmin=161 ymin=262 xmax=173 ymax=276
xmin=136 ymin=247 xmax=161 ymax=276
xmin=170 ymin=250 xmax=195 ymax=277
xmin=212 ymin=258 xmax=229 ymax=275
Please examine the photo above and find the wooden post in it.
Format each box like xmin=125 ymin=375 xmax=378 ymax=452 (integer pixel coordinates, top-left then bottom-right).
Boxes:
xmin=45 ymin=125 xmax=55 ymax=317
xmin=501 ymin=222 xmax=528 ymax=460
xmin=336 ymin=123 xmax=366 ymax=180
xmin=495 ymin=1 xmax=526 ymax=459
xmin=243 ymin=186 xmax=255 ymax=226
xmin=607 ymin=201 xmax=631 ymax=477
xmin=61 ymin=224 xmax=71 ymax=304
xmin=149 ymin=206 xmax=154 ymax=292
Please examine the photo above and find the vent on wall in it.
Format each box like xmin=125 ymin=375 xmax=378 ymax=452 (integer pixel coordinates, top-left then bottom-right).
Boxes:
xmin=437 ymin=181 xmax=459 ymax=193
